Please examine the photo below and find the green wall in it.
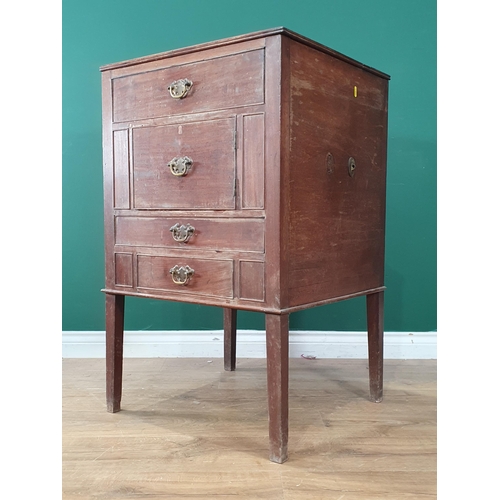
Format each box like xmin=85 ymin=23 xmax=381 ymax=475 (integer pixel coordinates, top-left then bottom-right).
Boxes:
xmin=62 ymin=0 xmax=436 ymax=332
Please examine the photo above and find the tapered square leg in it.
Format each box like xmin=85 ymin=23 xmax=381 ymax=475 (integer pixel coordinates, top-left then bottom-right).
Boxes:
xmin=366 ymin=291 xmax=384 ymax=402
xmin=106 ymin=293 xmax=125 ymax=413
xmin=223 ymin=308 xmax=237 ymax=371
xmin=265 ymin=313 xmax=289 ymax=464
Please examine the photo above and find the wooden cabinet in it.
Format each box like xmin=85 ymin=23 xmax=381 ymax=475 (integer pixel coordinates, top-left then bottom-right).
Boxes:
xmin=101 ymin=27 xmax=389 ymax=463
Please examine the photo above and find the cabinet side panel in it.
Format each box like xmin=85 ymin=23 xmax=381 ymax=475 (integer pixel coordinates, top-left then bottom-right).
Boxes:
xmin=287 ymin=40 xmax=388 ymax=307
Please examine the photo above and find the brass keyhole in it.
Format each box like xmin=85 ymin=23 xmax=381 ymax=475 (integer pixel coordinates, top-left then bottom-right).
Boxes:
xmin=326 ymin=152 xmax=334 ymax=175
xmin=348 ymin=157 xmax=356 ymax=177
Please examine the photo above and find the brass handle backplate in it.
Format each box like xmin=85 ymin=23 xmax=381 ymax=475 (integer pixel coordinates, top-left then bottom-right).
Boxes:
xmin=169 ymin=265 xmax=195 ymax=285
xmin=167 ymin=78 xmax=193 ymax=99
xmin=168 ymin=156 xmax=193 ymax=177
xmin=169 ymin=223 xmax=195 ymax=243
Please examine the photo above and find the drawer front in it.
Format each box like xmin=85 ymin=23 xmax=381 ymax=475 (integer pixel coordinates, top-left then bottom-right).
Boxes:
xmin=132 ymin=118 xmax=235 ymax=209
xmin=115 ymin=216 xmax=264 ymax=253
xmin=137 ymin=255 xmax=233 ymax=298
xmin=112 ymin=49 xmax=264 ymax=122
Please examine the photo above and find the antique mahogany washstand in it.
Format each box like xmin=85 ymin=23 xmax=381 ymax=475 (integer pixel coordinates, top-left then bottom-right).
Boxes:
xmin=101 ymin=27 xmax=389 ymax=463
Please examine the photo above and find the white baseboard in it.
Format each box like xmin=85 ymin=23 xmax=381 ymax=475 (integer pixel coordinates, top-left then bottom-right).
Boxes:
xmin=62 ymin=330 xmax=436 ymax=359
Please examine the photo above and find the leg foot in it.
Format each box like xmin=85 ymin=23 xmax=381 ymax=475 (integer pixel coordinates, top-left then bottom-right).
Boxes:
xmin=223 ymin=308 xmax=237 ymax=371
xmin=266 ymin=313 xmax=289 ymax=463
xmin=106 ymin=294 xmax=124 ymax=413
xmin=366 ymin=291 xmax=384 ymax=402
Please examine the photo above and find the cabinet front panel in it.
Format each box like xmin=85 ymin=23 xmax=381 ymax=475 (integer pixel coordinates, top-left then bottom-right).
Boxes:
xmin=241 ymin=113 xmax=265 ymax=209
xmin=113 ymin=130 xmax=130 ymax=209
xmin=115 ymin=216 xmax=264 ymax=252
xmin=132 ymin=118 xmax=236 ymax=209
xmin=114 ymin=252 xmax=133 ymax=287
xmin=239 ymin=260 xmax=265 ymax=301
xmin=137 ymin=255 xmax=233 ymax=298
xmin=112 ymin=49 xmax=264 ymax=123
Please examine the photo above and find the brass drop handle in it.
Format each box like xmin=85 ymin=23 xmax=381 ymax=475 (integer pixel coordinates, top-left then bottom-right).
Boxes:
xmin=167 ymin=78 xmax=193 ymax=99
xmin=168 ymin=156 xmax=193 ymax=177
xmin=169 ymin=265 xmax=195 ymax=285
xmin=169 ymin=223 xmax=195 ymax=243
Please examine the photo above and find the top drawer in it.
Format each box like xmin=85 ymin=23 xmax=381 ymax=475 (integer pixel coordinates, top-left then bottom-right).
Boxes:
xmin=112 ymin=49 xmax=264 ymax=123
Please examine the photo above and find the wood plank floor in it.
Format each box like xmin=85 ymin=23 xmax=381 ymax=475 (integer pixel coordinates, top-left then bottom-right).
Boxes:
xmin=62 ymin=358 xmax=436 ymax=499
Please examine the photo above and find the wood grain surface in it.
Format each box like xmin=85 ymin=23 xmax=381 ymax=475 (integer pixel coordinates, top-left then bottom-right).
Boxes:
xmin=101 ymin=29 xmax=390 ymax=468
xmin=63 ymin=358 xmax=436 ymax=499
xmin=112 ymin=49 xmax=264 ymax=122
xmin=131 ymin=118 xmax=236 ymax=210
